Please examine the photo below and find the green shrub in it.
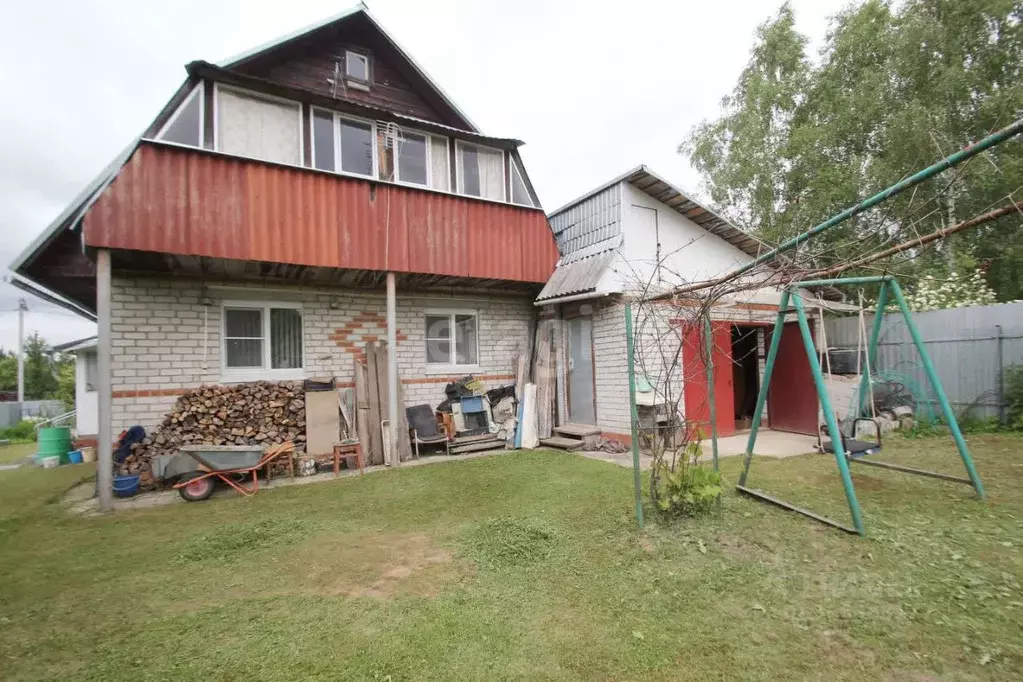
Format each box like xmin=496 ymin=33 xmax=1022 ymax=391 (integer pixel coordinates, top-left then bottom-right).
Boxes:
xmin=651 ymin=440 xmax=722 ymax=518
xmin=1005 ymin=365 xmax=1023 ymax=429
xmin=0 ymin=420 xmax=37 ymax=442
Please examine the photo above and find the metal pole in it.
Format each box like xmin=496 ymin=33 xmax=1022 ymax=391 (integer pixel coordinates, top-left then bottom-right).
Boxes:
xmin=96 ymin=250 xmax=113 ymax=513
xmin=792 ymin=295 xmax=866 ymax=535
xmin=16 ymin=298 xmax=26 ymax=403
xmin=667 ymin=119 xmax=1023 ymax=297
xmin=386 ymin=272 xmax=399 ymax=467
xmin=702 ymin=312 xmax=719 ymax=472
xmin=624 ymin=302 xmax=644 ymax=529
xmin=739 ymin=290 xmax=790 ymax=486
xmin=888 ymin=280 xmax=986 ymax=500
xmin=857 ymin=282 xmax=890 ymax=416
xmin=995 ymin=324 xmax=1006 ymax=426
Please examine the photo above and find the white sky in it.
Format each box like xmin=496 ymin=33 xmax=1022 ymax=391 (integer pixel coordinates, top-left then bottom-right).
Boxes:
xmin=0 ymin=0 xmax=848 ymax=351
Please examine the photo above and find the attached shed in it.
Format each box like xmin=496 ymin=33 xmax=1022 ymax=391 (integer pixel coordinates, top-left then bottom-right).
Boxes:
xmin=537 ymin=166 xmax=823 ymax=445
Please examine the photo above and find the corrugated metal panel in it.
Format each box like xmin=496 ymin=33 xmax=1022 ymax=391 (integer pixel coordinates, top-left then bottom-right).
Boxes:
xmin=825 ymin=302 xmax=1023 ymax=419
xmin=536 ymin=251 xmax=615 ymax=302
xmin=83 ymin=143 xmax=559 ymax=284
xmin=549 ymin=182 xmax=621 ymax=255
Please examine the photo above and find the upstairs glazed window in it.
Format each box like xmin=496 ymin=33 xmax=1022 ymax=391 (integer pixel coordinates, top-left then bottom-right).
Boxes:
xmin=345 ymin=50 xmax=369 ymax=81
xmin=156 ymin=84 xmax=203 ymax=148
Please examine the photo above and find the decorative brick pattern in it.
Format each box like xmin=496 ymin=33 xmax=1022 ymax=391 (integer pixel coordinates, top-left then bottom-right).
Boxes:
xmin=109 ymin=277 xmax=533 ymax=432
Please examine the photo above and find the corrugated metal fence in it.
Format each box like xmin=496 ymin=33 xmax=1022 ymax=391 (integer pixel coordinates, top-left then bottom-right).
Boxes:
xmin=825 ymin=302 xmax=1023 ymax=421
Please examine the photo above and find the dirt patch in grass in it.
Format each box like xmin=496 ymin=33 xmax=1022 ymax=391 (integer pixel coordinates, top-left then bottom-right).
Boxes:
xmin=277 ymin=532 xmax=460 ymax=599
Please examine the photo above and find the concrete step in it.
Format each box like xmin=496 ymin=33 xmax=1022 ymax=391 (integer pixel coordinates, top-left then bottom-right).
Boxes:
xmin=539 ymin=436 xmax=585 ymax=451
xmin=554 ymin=423 xmax=601 ymax=437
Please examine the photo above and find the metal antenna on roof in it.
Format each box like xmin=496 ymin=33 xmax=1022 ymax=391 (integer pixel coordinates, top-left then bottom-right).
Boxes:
xmin=327 ymin=58 xmax=347 ymax=99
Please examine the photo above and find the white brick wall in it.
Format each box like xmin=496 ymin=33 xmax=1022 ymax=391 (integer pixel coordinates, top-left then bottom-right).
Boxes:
xmin=110 ymin=277 xmax=533 ymax=431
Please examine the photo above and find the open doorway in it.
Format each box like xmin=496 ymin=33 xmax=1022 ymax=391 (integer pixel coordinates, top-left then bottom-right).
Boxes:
xmin=731 ymin=326 xmax=760 ymax=431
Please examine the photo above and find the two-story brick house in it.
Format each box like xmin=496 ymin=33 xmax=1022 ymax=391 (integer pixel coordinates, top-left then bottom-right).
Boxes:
xmin=10 ymin=7 xmax=559 ymax=467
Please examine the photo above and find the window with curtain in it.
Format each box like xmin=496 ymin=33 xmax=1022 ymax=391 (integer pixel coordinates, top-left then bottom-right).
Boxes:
xmin=430 ymin=136 xmax=449 ymax=191
xmin=216 ymin=87 xmax=301 ymax=165
xmin=223 ymin=304 xmax=303 ymax=377
xmin=425 ymin=311 xmax=479 ymax=367
xmin=457 ymin=143 xmax=504 ymax=201
xmin=157 ymin=85 xmax=203 ymax=148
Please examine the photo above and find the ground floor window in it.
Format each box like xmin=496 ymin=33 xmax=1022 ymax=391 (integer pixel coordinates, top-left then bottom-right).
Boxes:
xmin=222 ymin=302 xmax=303 ymax=378
xmin=425 ymin=310 xmax=479 ymax=368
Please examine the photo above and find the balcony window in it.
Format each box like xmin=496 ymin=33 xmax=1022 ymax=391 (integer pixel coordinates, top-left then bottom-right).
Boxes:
xmin=215 ymin=86 xmax=302 ymax=166
xmin=339 ymin=118 xmax=374 ymax=176
xmin=396 ymin=132 xmax=428 ymax=186
xmin=156 ymin=84 xmax=203 ymax=148
xmin=457 ymin=142 xmax=504 ymax=201
xmin=510 ymin=156 xmax=536 ymax=207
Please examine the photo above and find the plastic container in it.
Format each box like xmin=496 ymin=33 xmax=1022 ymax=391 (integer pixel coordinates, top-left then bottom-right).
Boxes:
xmin=41 ymin=456 xmax=60 ymax=469
xmin=80 ymin=446 xmax=96 ymax=463
xmin=113 ymin=474 xmax=141 ymax=498
xmin=67 ymin=450 xmax=84 ymax=465
xmin=38 ymin=427 xmax=72 ymax=465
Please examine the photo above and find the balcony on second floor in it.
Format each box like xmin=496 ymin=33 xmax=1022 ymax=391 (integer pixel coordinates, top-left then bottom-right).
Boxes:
xmin=82 ymin=141 xmax=559 ymax=286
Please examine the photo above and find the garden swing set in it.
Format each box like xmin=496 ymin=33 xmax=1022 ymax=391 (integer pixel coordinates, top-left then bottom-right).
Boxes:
xmin=735 ymin=275 xmax=986 ymax=536
xmin=624 ymin=117 xmax=1023 ymax=534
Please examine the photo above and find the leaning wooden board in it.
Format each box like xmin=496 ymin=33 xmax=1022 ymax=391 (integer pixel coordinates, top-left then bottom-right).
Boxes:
xmin=305 ymin=387 xmax=341 ymax=456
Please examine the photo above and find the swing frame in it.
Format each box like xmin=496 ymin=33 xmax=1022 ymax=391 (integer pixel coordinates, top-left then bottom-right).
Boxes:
xmin=736 ymin=275 xmax=986 ymax=536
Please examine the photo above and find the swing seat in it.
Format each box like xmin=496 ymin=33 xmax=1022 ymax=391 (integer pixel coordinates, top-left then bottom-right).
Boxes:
xmin=819 ymin=418 xmax=882 ymax=458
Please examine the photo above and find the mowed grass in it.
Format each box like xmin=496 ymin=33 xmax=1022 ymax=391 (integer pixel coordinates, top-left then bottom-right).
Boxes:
xmin=0 ymin=441 xmax=38 ymax=463
xmin=0 ymin=436 xmax=1020 ymax=681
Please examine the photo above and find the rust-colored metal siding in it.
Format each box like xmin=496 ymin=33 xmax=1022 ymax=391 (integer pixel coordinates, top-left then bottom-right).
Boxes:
xmin=84 ymin=143 xmax=559 ymax=283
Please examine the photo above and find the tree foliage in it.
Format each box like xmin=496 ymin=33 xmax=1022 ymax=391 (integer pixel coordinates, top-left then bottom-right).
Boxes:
xmin=0 ymin=336 xmax=75 ymax=403
xmin=684 ymin=0 xmax=1023 ymax=299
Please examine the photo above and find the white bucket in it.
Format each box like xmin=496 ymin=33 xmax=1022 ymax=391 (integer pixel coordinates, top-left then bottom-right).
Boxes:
xmin=80 ymin=446 xmax=96 ymax=463
xmin=41 ymin=456 xmax=60 ymax=469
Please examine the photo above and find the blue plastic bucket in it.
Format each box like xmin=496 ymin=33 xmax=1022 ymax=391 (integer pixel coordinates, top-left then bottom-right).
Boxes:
xmin=112 ymin=474 xmax=141 ymax=498
xmin=67 ymin=450 xmax=83 ymax=465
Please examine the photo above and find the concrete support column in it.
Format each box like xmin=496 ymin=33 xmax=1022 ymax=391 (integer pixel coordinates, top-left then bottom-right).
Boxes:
xmin=386 ymin=272 xmax=399 ymax=467
xmin=96 ymin=249 xmax=113 ymax=512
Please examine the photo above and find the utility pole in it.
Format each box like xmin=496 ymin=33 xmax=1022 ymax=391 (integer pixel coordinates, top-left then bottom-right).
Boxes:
xmin=17 ymin=298 xmax=26 ymax=402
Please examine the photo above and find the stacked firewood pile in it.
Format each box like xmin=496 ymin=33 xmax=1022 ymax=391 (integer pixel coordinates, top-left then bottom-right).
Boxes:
xmin=122 ymin=381 xmax=306 ymax=484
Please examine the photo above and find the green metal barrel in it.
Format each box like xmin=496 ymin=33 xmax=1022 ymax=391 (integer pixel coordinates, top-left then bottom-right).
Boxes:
xmin=37 ymin=427 xmax=72 ymax=465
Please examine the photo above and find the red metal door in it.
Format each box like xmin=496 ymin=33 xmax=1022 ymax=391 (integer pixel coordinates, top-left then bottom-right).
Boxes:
xmin=767 ymin=322 xmax=819 ymax=435
xmin=682 ymin=322 xmax=735 ymax=438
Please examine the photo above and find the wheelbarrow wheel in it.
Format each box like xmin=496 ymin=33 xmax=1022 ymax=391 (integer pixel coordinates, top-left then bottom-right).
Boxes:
xmin=177 ymin=473 xmax=215 ymax=502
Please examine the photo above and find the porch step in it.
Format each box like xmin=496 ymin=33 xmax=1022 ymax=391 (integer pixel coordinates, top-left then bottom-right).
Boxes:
xmin=450 ymin=436 xmax=504 ymax=454
xmin=553 ymin=423 xmax=600 ymax=449
xmin=554 ymin=423 xmax=601 ymax=438
xmin=539 ymin=437 xmax=585 ymax=451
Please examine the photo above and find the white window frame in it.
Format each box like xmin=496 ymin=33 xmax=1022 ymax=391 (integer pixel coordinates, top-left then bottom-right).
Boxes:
xmin=213 ymin=83 xmax=304 ymax=166
xmin=156 ymin=81 xmax=205 ymax=148
xmin=509 ymin=156 xmax=536 ymax=207
xmin=310 ymin=106 xmax=378 ymax=179
xmin=345 ymin=50 xmax=370 ymax=81
xmin=455 ymin=140 xmax=506 ymax=202
xmin=393 ymin=129 xmax=433 ymax=188
xmin=424 ymin=308 xmax=481 ymax=374
xmin=221 ymin=300 xmax=305 ymax=382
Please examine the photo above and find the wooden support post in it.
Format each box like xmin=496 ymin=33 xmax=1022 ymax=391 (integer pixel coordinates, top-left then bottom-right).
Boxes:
xmin=96 ymin=249 xmax=113 ymax=512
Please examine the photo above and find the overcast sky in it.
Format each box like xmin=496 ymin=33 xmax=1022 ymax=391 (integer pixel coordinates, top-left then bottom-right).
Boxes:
xmin=0 ymin=0 xmax=848 ymax=351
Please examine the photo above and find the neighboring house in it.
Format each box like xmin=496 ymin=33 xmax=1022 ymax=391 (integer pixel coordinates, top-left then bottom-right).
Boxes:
xmin=536 ymin=166 xmax=825 ymax=444
xmin=10 ymin=6 xmax=558 ymax=435
xmin=53 ymin=337 xmax=99 ymax=437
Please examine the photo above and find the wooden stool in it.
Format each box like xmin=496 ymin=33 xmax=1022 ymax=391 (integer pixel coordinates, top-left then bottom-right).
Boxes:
xmin=332 ymin=441 xmax=365 ymax=476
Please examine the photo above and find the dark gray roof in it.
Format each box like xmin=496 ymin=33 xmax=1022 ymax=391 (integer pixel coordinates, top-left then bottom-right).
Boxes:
xmin=535 ymin=236 xmax=621 ymax=302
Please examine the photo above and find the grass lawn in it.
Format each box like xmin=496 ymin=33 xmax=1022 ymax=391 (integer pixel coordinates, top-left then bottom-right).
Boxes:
xmin=0 ymin=442 xmax=37 ymax=464
xmin=0 ymin=435 xmax=1020 ymax=680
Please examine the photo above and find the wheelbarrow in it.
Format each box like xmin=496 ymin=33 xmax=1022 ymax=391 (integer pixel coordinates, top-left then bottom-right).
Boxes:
xmin=172 ymin=442 xmax=295 ymax=502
